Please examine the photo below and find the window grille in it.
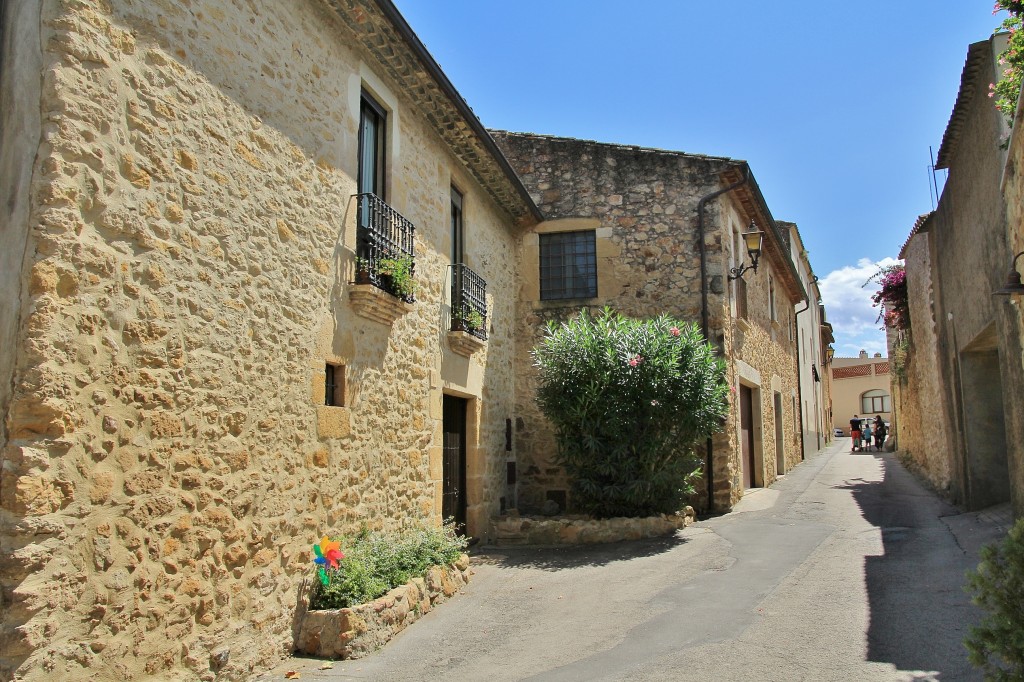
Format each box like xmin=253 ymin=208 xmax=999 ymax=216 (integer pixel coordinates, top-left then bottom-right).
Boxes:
xmin=539 ymin=231 xmax=597 ymax=300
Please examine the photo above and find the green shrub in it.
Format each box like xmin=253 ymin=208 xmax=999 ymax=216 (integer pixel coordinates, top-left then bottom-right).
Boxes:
xmin=965 ymin=518 xmax=1024 ymax=680
xmin=309 ymin=521 xmax=467 ymax=610
xmin=532 ymin=308 xmax=729 ymax=518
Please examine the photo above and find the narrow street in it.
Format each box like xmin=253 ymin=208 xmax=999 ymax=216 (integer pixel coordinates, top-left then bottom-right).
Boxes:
xmin=260 ymin=440 xmax=1011 ymax=682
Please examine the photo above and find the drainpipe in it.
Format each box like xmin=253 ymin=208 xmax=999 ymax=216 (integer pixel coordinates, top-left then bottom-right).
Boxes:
xmin=794 ymin=299 xmax=810 ymax=461
xmin=696 ymin=165 xmax=749 ymax=514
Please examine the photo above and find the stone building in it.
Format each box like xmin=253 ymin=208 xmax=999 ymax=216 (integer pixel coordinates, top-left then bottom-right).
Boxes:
xmin=491 ymin=132 xmax=807 ymax=513
xmin=0 ymin=1 xmax=539 ymax=679
xmin=891 ymin=211 xmax=956 ymax=493
xmin=784 ymin=221 xmax=834 ymax=457
xmin=830 ymin=352 xmax=892 ymax=437
xmin=892 ymin=34 xmax=1024 ymax=516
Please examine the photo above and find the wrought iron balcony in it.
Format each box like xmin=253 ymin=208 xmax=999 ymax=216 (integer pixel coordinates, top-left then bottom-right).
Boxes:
xmin=355 ymin=193 xmax=416 ymax=302
xmin=451 ymin=263 xmax=487 ymax=340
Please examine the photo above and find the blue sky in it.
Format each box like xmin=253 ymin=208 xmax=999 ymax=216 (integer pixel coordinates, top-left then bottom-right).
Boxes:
xmin=392 ymin=1 xmax=1003 ymax=356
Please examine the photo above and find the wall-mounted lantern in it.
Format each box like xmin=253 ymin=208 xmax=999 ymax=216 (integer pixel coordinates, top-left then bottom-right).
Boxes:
xmin=992 ymin=251 xmax=1024 ymax=297
xmin=728 ymin=222 xmax=764 ymax=281
xmin=825 ymin=346 xmax=835 ymax=365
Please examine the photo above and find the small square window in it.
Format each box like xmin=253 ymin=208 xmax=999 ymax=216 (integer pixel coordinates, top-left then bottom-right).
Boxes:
xmin=325 ymin=363 xmax=346 ymax=407
xmin=539 ymin=231 xmax=597 ymax=300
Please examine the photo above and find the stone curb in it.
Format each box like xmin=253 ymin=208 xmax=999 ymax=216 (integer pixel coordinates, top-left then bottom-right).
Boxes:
xmin=490 ymin=507 xmax=696 ymax=546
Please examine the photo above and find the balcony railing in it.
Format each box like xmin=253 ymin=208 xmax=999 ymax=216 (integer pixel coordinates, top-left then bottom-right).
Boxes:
xmin=356 ymin=193 xmax=416 ymax=302
xmin=451 ymin=263 xmax=487 ymax=340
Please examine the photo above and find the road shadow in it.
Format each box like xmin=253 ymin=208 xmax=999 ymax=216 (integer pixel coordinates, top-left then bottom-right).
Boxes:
xmin=471 ymin=534 xmax=689 ymax=571
xmin=834 ymin=451 xmax=983 ymax=680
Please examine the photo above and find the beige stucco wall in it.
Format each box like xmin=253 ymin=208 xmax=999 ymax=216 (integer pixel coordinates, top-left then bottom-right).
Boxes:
xmin=0 ymin=1 xmax=520 ymax=680
xmin=830 ymin=357 xmax=892 ymax=434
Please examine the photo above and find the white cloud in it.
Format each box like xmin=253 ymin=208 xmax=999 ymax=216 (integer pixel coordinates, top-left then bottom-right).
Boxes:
xmin=818 ymin=257 xmax=901 ymax=358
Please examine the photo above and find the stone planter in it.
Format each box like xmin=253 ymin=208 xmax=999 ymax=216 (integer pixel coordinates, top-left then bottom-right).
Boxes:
xmin=491 ymin=508 xmax=695 ymax=546
xmin=296 ymin=554 xmax=471 ymax=659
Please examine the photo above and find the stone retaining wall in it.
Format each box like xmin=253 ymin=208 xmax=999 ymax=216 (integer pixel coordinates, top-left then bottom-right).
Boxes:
xmin=296 ymin=555 xmax=470 ymax=660
xmin=491 ymin=508 xmax=695 ymax=546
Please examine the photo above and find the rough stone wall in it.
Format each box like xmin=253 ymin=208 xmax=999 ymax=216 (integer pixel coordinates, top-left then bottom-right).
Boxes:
xmin=492 ymin=132 xmax=800 ymax=513
xmin=930 ymin=38 xmax=1024 ymax=514
xmin=1003 ymin=83 xmax=1024 ymax=518
xmin=893 ymin=230 xmax=953 ymax=493
xmin=492 ymin=132 xmax=733 ymax=513
xmin=0 ymin=1 xmax=518 ymax=680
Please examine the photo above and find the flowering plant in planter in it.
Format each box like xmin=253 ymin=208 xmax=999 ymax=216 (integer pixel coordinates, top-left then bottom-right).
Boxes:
xmin=308 ymin=521 xmax=467 ymax=610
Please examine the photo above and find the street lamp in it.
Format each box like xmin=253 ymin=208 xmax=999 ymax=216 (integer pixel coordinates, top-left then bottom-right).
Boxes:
xmin=825 ymin=346 xmax=835 ymax=365
xmin=992 ymin=251 xmax=1024 ymax=297
xmin=728 ymin=222 xmax=764 ymax=281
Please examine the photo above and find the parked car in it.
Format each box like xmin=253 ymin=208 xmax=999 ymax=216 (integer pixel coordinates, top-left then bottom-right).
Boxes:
xmin=834 ymin=428 xmax=845 ymax=437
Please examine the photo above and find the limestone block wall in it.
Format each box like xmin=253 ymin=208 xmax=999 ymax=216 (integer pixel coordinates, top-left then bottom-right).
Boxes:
xmin=893 ymin=230 xmax=954 ymax=493
xmin=0 ymin=1 xmax=519 ymax=680
xmin=929 ymin=37 xmax=1024 ymax=513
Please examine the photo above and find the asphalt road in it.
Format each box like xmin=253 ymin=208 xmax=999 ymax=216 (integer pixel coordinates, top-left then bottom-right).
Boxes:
xmin=259 ymin=439 xmax=1009 ymax=681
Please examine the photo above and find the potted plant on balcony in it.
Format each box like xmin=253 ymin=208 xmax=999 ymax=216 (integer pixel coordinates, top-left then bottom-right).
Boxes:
xmin=452 ymin=306 xmax=484 ymax=333
xmin=377 ymin=255 xmax=416 ymax=299
xmin=354 ymin=257 xmax=372 ymax=285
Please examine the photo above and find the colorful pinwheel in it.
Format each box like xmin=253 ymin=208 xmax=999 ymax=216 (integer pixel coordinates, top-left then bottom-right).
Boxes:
xmin=313 ymin=536 xmax=344 ymax=586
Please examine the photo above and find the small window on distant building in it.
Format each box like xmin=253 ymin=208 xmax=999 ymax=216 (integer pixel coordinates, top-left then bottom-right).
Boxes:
xmin=769 ymin=275 xmax=777 ymax=321
xmin=860 ymin=389 xmax=890 ymax=414
xmin=539 ymin=231 xmax=597 ymax=300
xmin=325 ymin=363 xmax=346 ymax=407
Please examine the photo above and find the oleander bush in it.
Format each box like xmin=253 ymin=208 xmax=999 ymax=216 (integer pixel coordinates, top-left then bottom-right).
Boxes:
xmin=965 ymin=517 xmax=1024 ymax=680
xmin=309 ymin=521 xmax=467 ymax=610
xmin=532 ymin=308 xmax=729 ymax=518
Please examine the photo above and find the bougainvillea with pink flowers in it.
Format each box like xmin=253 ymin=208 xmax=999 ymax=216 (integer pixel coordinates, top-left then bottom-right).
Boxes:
xmin=991 ymin=1 xmax=1024 ymax=128
xmin=868 ymin=264 xmax=910 ymax=331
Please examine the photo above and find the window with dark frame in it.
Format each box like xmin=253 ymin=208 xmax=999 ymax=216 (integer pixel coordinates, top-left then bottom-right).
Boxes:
xmin=539 ymin=230 xmax=597 ymax=300
xmin=325 ymin=363 xmax=345 ymax=407
xmin=358 ymin=92 xmax=386 ymax=199
xmin=860 ymin=389 xmax=891 ymax=413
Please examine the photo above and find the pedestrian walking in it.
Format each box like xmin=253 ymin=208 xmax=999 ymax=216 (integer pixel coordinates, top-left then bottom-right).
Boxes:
xmin=849 ymin=414 xmax=862 ymax=452
xmin=874 ymin=416 xmax=887 ymax=451
xmin=863 ymin=421 xmax=873 ymax=451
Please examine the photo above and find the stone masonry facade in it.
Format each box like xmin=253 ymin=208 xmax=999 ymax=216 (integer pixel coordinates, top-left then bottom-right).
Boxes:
xmin=492 ymin=132 xmax=804 ymax=514
xmin=0 ymin=2 xmax=819 ymax=681
xmin=0 ymin=1 xmax=534 ymax=680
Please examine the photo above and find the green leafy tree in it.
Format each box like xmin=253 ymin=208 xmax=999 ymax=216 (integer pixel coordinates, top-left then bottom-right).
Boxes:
xmin=532 ymin=308 xmax=729 ymax=518
xmin=992 ymin=2 xmax=1024 ymax=129
xmin=965 ymin=518 xmax=1024 ymax=680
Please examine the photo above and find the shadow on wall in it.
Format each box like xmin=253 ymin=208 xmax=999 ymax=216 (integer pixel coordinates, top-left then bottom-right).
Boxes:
xmin=834 ymin=453 xmax=982 ymax=679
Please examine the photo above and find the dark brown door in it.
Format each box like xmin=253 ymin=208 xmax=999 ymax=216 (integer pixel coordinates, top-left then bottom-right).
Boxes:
xmin=740 ymin=385 xmax=756 ymax=489
xmin=442 ymin=395 xmax=467 ymax=531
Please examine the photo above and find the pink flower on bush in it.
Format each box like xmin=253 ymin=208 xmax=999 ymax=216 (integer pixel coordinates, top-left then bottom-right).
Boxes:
xmin=670 ymin=327 xmax=680 ymax=337
xmin=628 ymin=354 xmax=643 ymax=367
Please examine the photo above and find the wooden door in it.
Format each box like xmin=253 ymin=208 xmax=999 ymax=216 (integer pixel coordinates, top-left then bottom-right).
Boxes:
xmin=442 ymin=395 xmax=467 ymax=530
xmin=740 ymin=385 xmax=755 ymax=489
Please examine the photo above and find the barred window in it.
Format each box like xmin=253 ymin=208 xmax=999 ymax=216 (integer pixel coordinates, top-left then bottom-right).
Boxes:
xmin=539 ymin=231 xmax=597 ymax=300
